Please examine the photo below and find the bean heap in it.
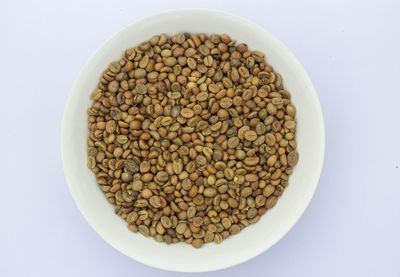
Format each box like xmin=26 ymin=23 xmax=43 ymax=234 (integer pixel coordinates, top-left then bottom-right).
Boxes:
xmin=87 ymin=33 xmax=298 ymax=248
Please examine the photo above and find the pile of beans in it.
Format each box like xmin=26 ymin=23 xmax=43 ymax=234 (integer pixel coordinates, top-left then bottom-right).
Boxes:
xmin=87 ymin=33 xmax=298 ymax=248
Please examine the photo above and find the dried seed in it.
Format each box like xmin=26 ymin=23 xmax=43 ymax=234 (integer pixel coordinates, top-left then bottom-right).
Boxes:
xmin=187 ymin=206 xmax=196 ymax=219
xmin=204 ymin=55 xmax=214 ymax=67
xmin=238 ymin=66 xmax=249 ymax=78
xmin=181 ymin=108 xmax=195 ymax=118
xmin=287 ymin=151 xmax=299 ymax=167
xmin=167 ymin=91 xmax=181 ymax=99
xmin=193 ymin=217 xmax=204 ymax=227
xmin=176 ymin=33 xmax=186 ymax=44
xmin=263 ymin=185 xmax=275 ymax=197
xmin=108 ymin=81 xmax=119 ymax=93
xmin=266 ymin=196 xmax=278 ymax=209
xmin=132 ymin=180 xmax=143 ymax=191
xmin=187 ymin=57 xmax=197 ymax=69
xmin=160 ymin=216 xmax=172 ymax=229
xmin=241 ymin=187 xmax=253 ymax=197
xmin=191 ymin=238 xmax=203 ymax=248
xmin=253 ymin=50 xmax=265 ymax=62
xmin=196 ymin=91 xmax=208 ymax=101
xmin=221 ymin=218 xmax=232 ymax=229
xmin=267 ymin=103 xmax=277 ymax=115
xmin=203 ymin=187 xmax=217 ymax=198
xmin=141 ymin=188 xmax=153 ymax=199
xmin=286 ymin=104 xmax=296 ymax=118
xmin=149 ymin=196 xmax=162 ymax=208
xmin=222 ymin=77 xmax=233 ymax=88
xmin=245 ymin=174 xmax=258 ymax=182
xmin=176 ymin=223 xmax=187 ymax=234
xmin=229 ymin=224 xmax=241 ymax=235
xmin=156 ymin=171 xmax=169 ymax=182
xmin=173 ymin=159 xmax=183 ymax=174
xmin=244 ymin=130 xmax=257 ymax=141
xmin=284 ymin=120 xmax=296 ymax=130
xmin=265 ymin=133 xmax=276 ymax=146
xmin=121 ymin=172 xmax=132 ymax=183
xmin=139 ymin=161 xmax=151 ymax=173
xmin=105 ymin=120 xmax=116 ymax=133
xmin=244 ymin=156 xmax=259 ymax=166
xmin=138 ymin=225 xmax=150 ymax=237
xmin=134 ymin=68 xmax=146 ymax=79
xmin=267 ymin=155 xmax=277 ymax=167
xmin=87 ymin=156 xmax=96 ymax=169
xmin=127 ymin=211 xmax=138 ymax=223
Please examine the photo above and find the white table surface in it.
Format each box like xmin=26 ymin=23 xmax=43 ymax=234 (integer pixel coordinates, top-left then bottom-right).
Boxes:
xmin=1 ymin=0 xmax=399 ymax=276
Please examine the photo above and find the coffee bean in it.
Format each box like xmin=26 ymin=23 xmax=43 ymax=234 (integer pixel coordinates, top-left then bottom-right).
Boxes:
xmin=203 ymin=187 xmax=217 ymax=198
xmin=176 ymin=223 xmax=187 ymax=234
xmin=244 ymin=130 xmax=257 ymax=141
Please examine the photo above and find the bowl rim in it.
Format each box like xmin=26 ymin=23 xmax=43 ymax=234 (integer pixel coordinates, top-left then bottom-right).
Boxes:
xmin=61 ymin=8 xmax=325 ymax=272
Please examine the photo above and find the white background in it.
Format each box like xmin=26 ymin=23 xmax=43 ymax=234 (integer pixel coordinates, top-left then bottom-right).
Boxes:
xmin=1 ymin=0 xmax=399 ymax=276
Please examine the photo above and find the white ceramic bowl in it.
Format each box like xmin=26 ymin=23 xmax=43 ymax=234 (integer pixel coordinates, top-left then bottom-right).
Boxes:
xmin=61 ymin=9 xmax=325 ymax=273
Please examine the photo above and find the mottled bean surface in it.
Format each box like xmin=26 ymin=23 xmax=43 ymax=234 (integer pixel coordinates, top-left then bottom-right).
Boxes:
xmin=87 ymin=33 xmax=298 ymax=248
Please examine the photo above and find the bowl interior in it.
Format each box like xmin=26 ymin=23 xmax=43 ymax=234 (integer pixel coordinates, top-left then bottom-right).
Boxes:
xmin=62 ymin=9 xmax=324 ymax=272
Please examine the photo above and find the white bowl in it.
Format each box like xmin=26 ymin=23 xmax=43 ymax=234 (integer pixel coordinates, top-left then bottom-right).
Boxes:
xmin=61 ymin=9 xmax=325 ymax=273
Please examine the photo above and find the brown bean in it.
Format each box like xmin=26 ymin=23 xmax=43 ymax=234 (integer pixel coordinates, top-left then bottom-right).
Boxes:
xmin=263 ymin=185 xmax=275 ymax=197
xmin=244 ymin=130 xmax=257 ymax=141
xmin=266 ymin=196 xmax=278 ymax=209
xmin=244 ymin=156 xmax=259 ymax=166
xmin=203 ymin=187 xmax=217 ymax=198
xmin=181 ymin=108 xmax=195 ymax=118
xmin=287 ymin=151 xmax=299 ymax=167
